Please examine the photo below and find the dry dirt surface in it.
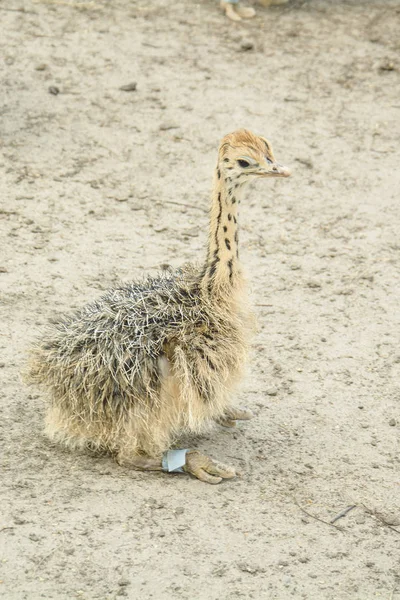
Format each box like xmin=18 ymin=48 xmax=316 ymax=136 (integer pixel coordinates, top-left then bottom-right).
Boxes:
xmin=1 ymin=0 xmax=400 ymax=598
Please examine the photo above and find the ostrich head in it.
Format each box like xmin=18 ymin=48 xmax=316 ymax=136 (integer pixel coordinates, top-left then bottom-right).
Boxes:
xmin=218 ymin=129 xmax=290 ymax=184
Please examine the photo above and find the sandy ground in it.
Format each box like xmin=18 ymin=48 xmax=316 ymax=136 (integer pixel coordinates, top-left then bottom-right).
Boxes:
xmin=1 ymin=0 xmax=400 ymax=598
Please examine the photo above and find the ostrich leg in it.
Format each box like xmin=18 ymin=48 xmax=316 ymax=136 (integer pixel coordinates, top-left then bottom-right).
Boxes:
xmin=119 ymin=452 xmax=236 ymax=485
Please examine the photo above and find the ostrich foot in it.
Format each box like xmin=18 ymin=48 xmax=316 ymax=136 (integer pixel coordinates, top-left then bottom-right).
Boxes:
xmin=259 ymin=0 xmax=288 ymax=6
xmin=221 ymin=1 xmax=256 ymax=20
xmin=184 ymin=451 xmax=237 ymax=484
xmin=217 ymin=406 xmax=254 ymax=428
xmin=220 ymin=1 xmax=242 ymax=21
xmin=236 ymin=5 xmax=256 ymax=18
xmin=117 ymin=452 xmax=236 ymax=484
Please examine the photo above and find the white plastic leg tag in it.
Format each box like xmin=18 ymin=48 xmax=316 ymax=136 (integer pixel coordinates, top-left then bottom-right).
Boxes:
xmin=162 ymin=449 xmax=188 ymax=473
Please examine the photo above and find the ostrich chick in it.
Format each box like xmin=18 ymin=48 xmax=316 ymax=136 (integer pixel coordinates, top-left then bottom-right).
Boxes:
xmin=27 ymin=130 xmax=290 ymax=484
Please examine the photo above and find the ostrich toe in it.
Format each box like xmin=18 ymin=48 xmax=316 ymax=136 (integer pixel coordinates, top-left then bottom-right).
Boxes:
xmin=184 ymin=451 xmax=236 ymax=484
xmin=217 ymin=406 xmax=254 ymax=427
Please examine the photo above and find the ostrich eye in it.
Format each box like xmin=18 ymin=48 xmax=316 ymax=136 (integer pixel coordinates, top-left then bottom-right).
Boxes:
xmin=266 ymin=156 xmax=273 ymax=164
xmin=238 ymin=159 xmax=250 ymax=168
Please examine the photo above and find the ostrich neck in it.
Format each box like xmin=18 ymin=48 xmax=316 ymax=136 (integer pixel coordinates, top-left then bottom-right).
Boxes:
xmin=201 ymin=167 xmax=244 ymax=295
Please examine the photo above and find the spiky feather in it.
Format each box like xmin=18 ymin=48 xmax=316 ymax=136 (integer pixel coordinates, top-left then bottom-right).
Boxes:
xmin=27 ymin=264 xmax=253 ymax=459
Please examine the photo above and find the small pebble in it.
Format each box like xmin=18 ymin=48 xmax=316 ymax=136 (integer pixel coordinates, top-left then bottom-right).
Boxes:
xmin=29 ymin=533 xmax=40 ymax=542
xmin=13 ymin=516 xmax=26 ymax=525
xmin=266 ymin=387 xmax=278 ymax=396
xmin=48 ymin=86 xmax=60 ymax=95
xmin=159 ymin=122 xmax=179 ymax=131
xmin=0 ymin=267 xmax=8 ymax=273
xmin=389 ymin=418 xmax=396 ymax=426
xmin=35 ymin=63 xmax=47 ymax=71
xmin=240 ymin=40 xmax=254 ymax=51
xmin=237 ymin=562 xmax=262 ymax=574
xmin=119 ymin=82 xmax=137 ymax=92
xmin=379 ymin=61 xmax=395 ymax=72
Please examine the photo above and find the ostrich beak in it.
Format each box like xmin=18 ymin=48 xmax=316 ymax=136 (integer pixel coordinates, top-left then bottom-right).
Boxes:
xmin=270 ymin=163 xmax=291 ymax=177
xmin=256 ymin=163 xmax=291 ymax=178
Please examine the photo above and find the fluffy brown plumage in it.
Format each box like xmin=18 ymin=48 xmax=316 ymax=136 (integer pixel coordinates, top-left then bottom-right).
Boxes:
xmin=27 ymin=129 xmax=290 ymax=483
